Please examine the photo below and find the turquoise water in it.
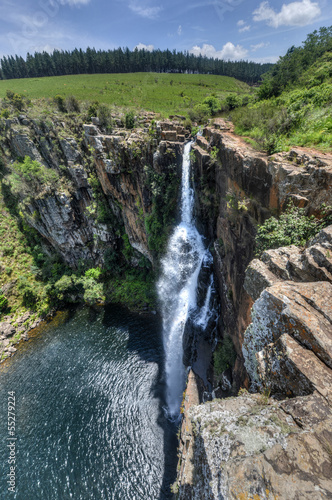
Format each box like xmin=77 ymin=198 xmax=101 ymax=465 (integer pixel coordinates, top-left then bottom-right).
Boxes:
xmin=0 ymin=305 xmax=177 ymax=499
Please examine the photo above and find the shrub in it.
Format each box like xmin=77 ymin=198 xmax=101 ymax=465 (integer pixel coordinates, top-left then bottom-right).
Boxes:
xmin=54 ymin=94 xmax=66 ymax=112
xmin=98 ymin=104 xmax=113 ymax=131
xmin=85 ymin=267 xmax=102 ymax=280
xmin=22 ymin=287 xmax=38 ymax=309
xmin=225 ymin=94 xmax=241 ymax=110
xmin=188 ymin=103 xmax=211 ymax=123
xmin=52 ymin=274 xmax=80 ymax=302
xmin=125 ymin=111 xmax=135 ymax=129
xmin=203 ymin=96 xmax=220 ymax=115
xmin=255 ymin=204 xmax=320 ymax=256
xmin=0 ymin=294 xmax=8 ymax=312
xmin=213 ymin=335 xmax=237 ymax=375
xmin=9 ymin=156 xmax=59 ymax=196
xmin=1 ymin=108 xmax=10 ymax=118
xmin=65 ymin=95 xmax=80 ymax=112
xmin=87 ymin=101 xmax=99 ymax=120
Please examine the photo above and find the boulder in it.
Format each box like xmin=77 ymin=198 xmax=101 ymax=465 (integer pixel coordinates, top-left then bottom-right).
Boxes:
xmin=0 ymin=322 xmax=16 ymax=337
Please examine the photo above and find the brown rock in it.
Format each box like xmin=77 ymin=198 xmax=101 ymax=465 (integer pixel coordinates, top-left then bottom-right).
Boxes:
xmin=257 ymin=333 xmax=332 ymax=401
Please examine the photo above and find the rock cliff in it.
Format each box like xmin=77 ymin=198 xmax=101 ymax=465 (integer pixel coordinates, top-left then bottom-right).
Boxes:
xmin=0 ymin=111 xmax=189 ymax=358
xmin=176 ymin=119 xmax=332 ymax=498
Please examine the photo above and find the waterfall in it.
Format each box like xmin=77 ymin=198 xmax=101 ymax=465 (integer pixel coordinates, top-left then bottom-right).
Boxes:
xmin=158 ymin=141 xmax=214 ymax=419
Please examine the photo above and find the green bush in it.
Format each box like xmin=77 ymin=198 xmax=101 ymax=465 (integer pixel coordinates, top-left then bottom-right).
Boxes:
xmin=98 ymin=104 xmax=113 ymax=131
xmin=54 ymin=94 xmax=66 ymax=112
xmin=225 ymin=94 xmax=241 ymax=110
xmin=5 ymin=91 xmax=25 ymax=110
xmin=188 ymin=103 xmax=210 ymax=123
xmin=203 ymin=96 xmax=220 ymax=115
xmin=255 ymin=204 xmax=321 ymax=256
xmin=213 ymin=335 xmax=237 ymax=375
xmin=85 ymin=267 xmax=102 ymax=280
xmin=9 ymin=156 xmax=59 ymax=196
xmin=65 ymin=95 xmax=80 ymax=112
xmin=1 ymin=108 xmax=10 ymax=118
xmin=125 ymin=111 xmax=135 ymax=129
xmin=87 ymin=101 xmax=99 ymax=120
xmin=0 ymin=294 xmax=8 ymax=312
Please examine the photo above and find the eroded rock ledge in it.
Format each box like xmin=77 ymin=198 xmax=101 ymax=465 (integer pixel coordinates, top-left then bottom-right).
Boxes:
xmin=177 ymin=386 xmax=332 ymax=499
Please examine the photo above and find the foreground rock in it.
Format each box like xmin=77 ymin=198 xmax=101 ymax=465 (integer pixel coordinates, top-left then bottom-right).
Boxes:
xmin=243 ymin=226 xmax=332 ymax=399
xmin=176 ymin=390 xmax=332 ymax=499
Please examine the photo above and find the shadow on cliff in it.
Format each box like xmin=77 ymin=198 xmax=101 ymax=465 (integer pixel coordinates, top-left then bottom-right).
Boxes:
xmin=102 ymin=304 xmax=178 ymax=500
xmin=178 ymin=435 xmax=215 ymax=500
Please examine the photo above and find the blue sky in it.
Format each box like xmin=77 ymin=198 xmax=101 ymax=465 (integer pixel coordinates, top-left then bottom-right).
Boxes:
xmin=0 ymin=0 xmax=331 ymax=63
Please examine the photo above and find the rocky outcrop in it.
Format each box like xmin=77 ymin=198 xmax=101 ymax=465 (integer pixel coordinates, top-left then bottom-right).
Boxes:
xmin=176 ymin=390 xmax=332 ymax=499
xmin=191 ymin=121 xmax=332 ymax=389
xmin=242 ymin=225 xmax=332 ymax=404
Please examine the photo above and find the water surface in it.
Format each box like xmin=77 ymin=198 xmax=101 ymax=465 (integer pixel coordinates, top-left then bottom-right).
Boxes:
xmin=0 ymin=305 xmax=177 ymax=499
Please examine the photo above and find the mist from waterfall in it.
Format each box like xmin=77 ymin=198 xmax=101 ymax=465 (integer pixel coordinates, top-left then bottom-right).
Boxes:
xmin=157 ymin=141 xmax=212 ymax=419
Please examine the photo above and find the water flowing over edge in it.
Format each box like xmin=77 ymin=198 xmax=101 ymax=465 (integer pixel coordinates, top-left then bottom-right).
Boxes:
xmin=157 ymin=141 xmax=215 ymax=419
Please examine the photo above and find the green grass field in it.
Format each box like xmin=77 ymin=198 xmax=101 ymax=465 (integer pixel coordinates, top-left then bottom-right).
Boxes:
xmin=0 ymin=72 xmax=250 ymax=116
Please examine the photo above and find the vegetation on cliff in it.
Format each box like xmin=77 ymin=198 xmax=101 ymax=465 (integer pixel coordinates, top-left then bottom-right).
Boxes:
xmin=228 ymin=26 xmax=332 ymax=152
xmin=0 ymin=104 xmax=168 ymax=338
xmin=255 ymin=203 xmax=332 ymax=256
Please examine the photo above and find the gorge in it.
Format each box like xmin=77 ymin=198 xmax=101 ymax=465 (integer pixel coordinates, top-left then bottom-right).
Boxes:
xmin=0 ymin=108 xmax=332 ymax=499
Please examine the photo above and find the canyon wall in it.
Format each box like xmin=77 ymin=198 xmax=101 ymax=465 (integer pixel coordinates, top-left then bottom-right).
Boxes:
xmin=176 ymin=119 xmax=332 ymax=498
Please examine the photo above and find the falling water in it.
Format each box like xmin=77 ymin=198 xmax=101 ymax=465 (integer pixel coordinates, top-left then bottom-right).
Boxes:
xmin=158 ymin=141 xmax=213 ymax=419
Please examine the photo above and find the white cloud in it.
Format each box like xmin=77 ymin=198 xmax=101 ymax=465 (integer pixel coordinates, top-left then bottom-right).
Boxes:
xmin=251 ymin=42 xmax=270 ymax=51
xmin=253 ymin=0 xmax=321 ymax=28
xmin=237 ymin=19 xmax=250 ymax=32
xmin=129 ymin=2 xmax=162 ymax=19
xmin=177 ymin=25 xmax=182 ymax=36
xmin=190 ymin=42 xmax=248 ymax=61
xmin=58 ymin=0 xmax=91 ymax=5
xmin=239 ymin=25 xmax=250 ymax=32
xmin=134 ymin=42 xmax=154 ymax=51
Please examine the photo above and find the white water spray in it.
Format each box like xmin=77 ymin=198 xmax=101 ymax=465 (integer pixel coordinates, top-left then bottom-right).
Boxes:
xmin=158 ymin=142 xmax=210 ymax=418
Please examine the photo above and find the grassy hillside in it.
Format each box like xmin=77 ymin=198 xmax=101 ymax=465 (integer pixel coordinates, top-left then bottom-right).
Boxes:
xmin=0 ymin=72 xmax=250 ymax=117
xmin=227 ymin=27 xmax=332 ymax=153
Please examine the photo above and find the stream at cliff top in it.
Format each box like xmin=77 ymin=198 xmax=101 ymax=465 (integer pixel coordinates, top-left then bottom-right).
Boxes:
xmin=0 ymin=305 xmax=177 ymax=499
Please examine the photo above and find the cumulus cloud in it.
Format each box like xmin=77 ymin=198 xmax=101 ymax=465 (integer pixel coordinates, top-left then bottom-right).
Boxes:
xmin=190 ymin=42 xmax=248 ymax=61
xmin=253 ymin=0 xmax=321 ymax=28
xmin=129 ymin=2 xmax=162 ymax=19
xmin=237 ymin=19 xmax=245 ymax=26
xmin=134 ymin=42 xmax=154 ymax=51
xmin=177 ymin=25 xmax=182 ymax=36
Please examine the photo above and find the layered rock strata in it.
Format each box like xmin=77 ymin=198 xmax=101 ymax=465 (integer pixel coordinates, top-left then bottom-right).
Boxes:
xmin=177 ymin=387 xmax=332 ymax=499
xmin=177 ymin=121 xmax=332 ymax=499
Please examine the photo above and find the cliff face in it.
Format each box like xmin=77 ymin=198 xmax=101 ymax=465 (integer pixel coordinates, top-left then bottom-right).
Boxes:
xmin=176 ymin=120 xmax=332 ymax=498
xmin=0 ymin=112 xmax=189 ymax=359
xmin=192 ymin=119 xmax=332 ymax=387
xmin=0 ymin=114 xmax=188 ymax=268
